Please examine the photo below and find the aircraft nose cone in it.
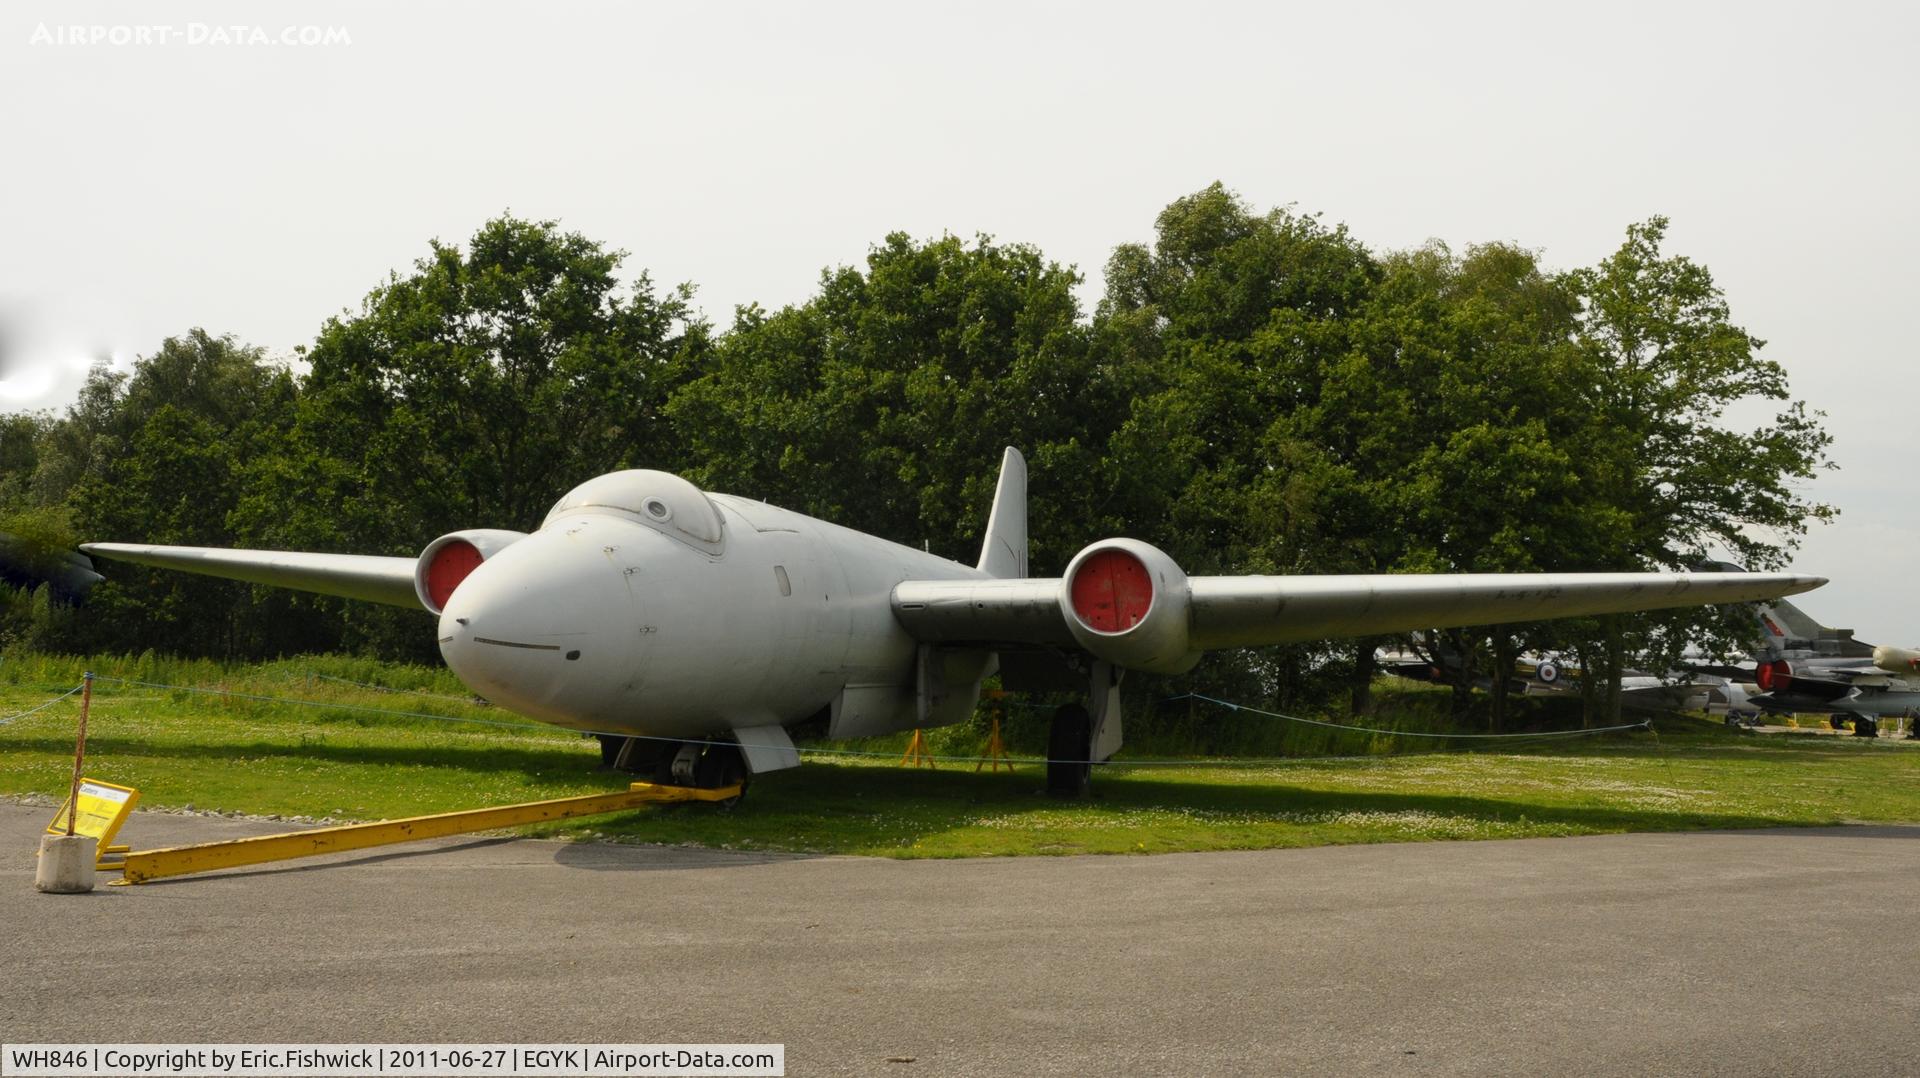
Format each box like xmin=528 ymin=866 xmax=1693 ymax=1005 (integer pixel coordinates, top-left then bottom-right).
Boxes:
xmin=435 ymin=530 xmax=638 ymax=726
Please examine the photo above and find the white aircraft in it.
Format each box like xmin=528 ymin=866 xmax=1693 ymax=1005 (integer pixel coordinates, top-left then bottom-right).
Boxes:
xmin=82 ymin=449 xmax=1826 ymax=795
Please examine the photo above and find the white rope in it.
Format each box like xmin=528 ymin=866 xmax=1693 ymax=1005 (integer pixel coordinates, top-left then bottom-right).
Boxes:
xmin=0 ymin=682 xmax=85 ymax=727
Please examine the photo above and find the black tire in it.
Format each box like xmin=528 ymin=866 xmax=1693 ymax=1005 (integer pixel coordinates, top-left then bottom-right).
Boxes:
xmin=1047 ymin=704 xmax=1093 ymax=799
xmin=694 ymin=743 xmax=748 ymax=791
xmin=597 ymin=735 xmax=624 ymax=768
xmin=1854 ymin=716 xmax=1879 ymax=738
xmin=1830 ymin=716 xmax=1847 ymax=731
xmin=602 ymin=736 xmax=675 ymax=781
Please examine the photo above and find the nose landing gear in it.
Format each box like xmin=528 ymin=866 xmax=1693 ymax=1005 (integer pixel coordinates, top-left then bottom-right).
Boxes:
xmin=596 ymin=735 xmax=749 ymax=798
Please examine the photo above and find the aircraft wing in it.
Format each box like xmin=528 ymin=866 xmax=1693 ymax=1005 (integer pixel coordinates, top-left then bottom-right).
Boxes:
xmin=892 ymin=571 xmax=1827 ymax=654
xmin=1183 ymin=573 xmax=1825 ymax=648
xmin=80 ymin=543 xmax=422 ymax=608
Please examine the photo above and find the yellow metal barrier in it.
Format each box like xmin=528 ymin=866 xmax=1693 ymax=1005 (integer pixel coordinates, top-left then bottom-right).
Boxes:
xmin=113 ymin=782 xmax=740 ymax=885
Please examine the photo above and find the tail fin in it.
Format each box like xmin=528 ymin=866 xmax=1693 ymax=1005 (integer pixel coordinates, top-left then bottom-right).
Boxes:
xmin=1752 ymin=603 xmax=1796 ymax=661
xmin=976 ymin=447 xmax=1027 ymax=579
xmin=1752 ymin=596 xmax=1871 ymax=659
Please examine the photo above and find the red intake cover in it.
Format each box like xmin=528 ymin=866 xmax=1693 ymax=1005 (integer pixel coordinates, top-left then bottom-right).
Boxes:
xmin=1756 ymin=659 xmax=1791 ymax=692
xmin=1070 ymin=548 xmax=1154 ymax=633
xmin=424 ymin=540 xmax=484 ymax=609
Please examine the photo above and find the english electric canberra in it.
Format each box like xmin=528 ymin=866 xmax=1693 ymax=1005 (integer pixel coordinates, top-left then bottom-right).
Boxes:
xmin=83 ymin=449 xmax=1825 ymax=794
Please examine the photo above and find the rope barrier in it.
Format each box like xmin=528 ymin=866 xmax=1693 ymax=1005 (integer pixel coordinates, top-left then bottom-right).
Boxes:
xmin=87 ymin=676 xmax=567 ymax=736
xmin=294 ymin=671 xmax=492 ymax=705
xmin=26 ymin=674 xmax=1651 ymax=769
xmin=0 ymin=682 xmax=85 ymax=727
xmin=1178 ymin=693 xmax=1652 ymax=740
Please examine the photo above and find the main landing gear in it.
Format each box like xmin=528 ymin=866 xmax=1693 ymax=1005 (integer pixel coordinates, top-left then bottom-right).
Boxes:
xmin=597 ymin=735 xmax=748 ymax=794
xmin=1826 ymin=715 xmax=1880 ymax=737
xmin=1043 ymin=661 xmax=1122 ymax=799
xmin=1047 ymin=704 xmax=1093 ymax=799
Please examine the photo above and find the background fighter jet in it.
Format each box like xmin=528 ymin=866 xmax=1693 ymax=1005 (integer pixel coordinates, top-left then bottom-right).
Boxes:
xmin=0 ymin=532 xmax=103 ymax=601
xmin=1743 ymin=598 xmax=1920 ymax=737
xmin=82 ymin=449 xmax=1826 ymax=795
xmin=1377 ymin=641 xmax=1726 ymax=713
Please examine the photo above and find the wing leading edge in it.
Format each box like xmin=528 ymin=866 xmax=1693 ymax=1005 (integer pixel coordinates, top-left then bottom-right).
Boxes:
xmin=892 ymin=571 xmax=1828 ymax=652
xmin=80 ymin=543 xmax=422 ymax=608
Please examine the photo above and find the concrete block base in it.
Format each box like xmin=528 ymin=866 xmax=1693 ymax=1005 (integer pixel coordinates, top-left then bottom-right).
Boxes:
xmin=35 ymin=833 xmax=98 ymax=893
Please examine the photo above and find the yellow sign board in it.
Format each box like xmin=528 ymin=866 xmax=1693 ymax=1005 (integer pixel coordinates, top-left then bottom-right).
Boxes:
xmin=47 ymin=778 xmax=140 ymax=848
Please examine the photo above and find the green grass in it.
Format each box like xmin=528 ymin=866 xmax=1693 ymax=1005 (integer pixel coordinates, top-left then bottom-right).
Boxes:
xmin=3 ymin=652 xmax=1918 ymax=858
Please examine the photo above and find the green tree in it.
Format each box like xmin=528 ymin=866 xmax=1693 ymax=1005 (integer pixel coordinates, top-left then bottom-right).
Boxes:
xmin=668 ymin=231 xmax=1109 ymax=572
xmin=250 ymin=214 xmax=704 ymax=658
xmin=1342 ymin=242 xmax=1596 ymax=722
xmin=1561 ymin=217 xmax=1834 ymax=721
xmin=60 ymin=330 xmax=305 ymax=656
xmin=1097 ymin=183 xmax=1381 ymax=707
xmin=0 ymin=411 xmax=49 ymax=508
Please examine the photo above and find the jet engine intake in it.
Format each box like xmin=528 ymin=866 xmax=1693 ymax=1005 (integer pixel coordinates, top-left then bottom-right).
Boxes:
xmin=1059 ymin=539 xmax=1201 ymax=674
xmin=1756 ymin=659 xmax=1792 ymax=692
xmin=415 ymin=529 xmax=530 ymax=613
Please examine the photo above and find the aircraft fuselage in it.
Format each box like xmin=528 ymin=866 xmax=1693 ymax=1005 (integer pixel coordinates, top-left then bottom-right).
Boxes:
xmin=436 ymin=489 xmax=985 ymax=741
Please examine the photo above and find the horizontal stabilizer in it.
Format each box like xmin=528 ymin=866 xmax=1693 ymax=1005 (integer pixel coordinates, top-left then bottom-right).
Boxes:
xmin=81 ymin=543 xmax=422 ymax=608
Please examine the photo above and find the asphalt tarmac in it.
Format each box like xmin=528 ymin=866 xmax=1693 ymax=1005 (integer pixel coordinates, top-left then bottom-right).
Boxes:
xmin=4 ymin=803 xmax=1917 ymax=1076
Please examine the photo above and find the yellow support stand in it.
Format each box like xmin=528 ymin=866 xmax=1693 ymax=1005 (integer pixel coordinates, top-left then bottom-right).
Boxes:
xmin=975 ymin=716 xmax=1013 ymax=773
xmin=900 ymin=729 xmax=936 ymax=768
xmin=110 ymin=782 xmax=740 ymax=885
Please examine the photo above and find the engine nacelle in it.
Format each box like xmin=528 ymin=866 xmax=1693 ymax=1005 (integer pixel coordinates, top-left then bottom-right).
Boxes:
xmin=414 ymin=529 xmax=529 ymax=614
xmin=1058 ymin=538 xmax=1201 ymax=674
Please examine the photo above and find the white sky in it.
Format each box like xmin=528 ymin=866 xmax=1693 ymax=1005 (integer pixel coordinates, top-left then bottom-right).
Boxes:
xmin=2 ymin=1 xmax=1914 ymax=643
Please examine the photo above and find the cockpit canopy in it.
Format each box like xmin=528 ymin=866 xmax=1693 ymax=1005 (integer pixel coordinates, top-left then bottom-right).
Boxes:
xmin=543 ymin=470 xmax=725 ymax=546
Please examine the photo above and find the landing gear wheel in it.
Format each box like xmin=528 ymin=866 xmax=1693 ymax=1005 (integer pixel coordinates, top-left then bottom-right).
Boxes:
xmin=695 ymin=743 xmax=748 ymax=792
xmin=1047 ymin=703 xmax=1093 ymax=799
xmin=597 ymin=735 xmax=623 ymax=768
xmin=1830 ymin=717 xmax=1847 ymax=731
xmin=1853 ymin=716 xmax=1879 ymax=738
xmin=597 ymin=736 xmax=674 ymax=781
xmin=642 ymin=741 xmax=749 ymax=804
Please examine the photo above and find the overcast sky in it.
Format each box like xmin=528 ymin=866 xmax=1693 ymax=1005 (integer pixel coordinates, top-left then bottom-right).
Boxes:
xmin=2 ymin=1 xmax=1914 ymax=644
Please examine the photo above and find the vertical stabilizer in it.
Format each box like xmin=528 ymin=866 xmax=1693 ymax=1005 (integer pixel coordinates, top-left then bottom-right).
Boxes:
xmin=1752 ymin=603 xmax=1796 ymax=661
xmin=1753 ymin=596 xmax=1871 ymax=659
xmin=977 ymin=447 xmax=1027 ymax=579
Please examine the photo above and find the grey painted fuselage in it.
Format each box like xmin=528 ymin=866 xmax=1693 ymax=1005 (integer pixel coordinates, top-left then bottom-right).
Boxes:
xmin=437 ymin=491 xmax=986 ymax=741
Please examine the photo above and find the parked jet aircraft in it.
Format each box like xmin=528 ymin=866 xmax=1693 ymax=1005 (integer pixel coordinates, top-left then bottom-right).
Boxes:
xmin=0 ymin=532 xmax=103 ymax=601
xmin=1377 ymin=643 xmax=1723 ymax=713
xmin=1743 ymin=598 xmax=1920 ymax=737
xmin=82 ymin=449 xmax=1826 ymax=795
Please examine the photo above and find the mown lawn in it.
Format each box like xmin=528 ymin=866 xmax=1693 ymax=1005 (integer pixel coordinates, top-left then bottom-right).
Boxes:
xmin=3 ymin=654 xmax=1917 ymax=858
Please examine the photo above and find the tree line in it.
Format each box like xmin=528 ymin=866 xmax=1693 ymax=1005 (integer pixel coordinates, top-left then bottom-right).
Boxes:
xmin=0 ymin=184 xmax=1834 ymax=722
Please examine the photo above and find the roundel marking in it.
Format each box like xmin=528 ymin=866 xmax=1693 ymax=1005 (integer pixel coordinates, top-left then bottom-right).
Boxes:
xmin=425 ymin=539 xmax=484 ymax=610
xmin=1536 ymin=661 xmax=1559 ymax=683
xmin=1070 ymin=548 xmax=1154 ymax=633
